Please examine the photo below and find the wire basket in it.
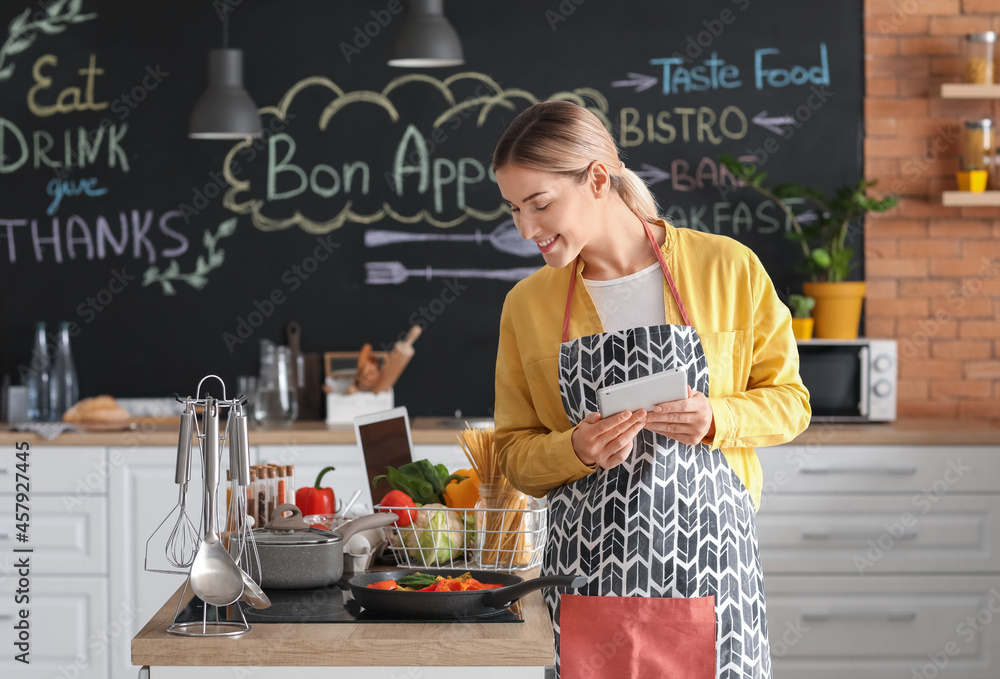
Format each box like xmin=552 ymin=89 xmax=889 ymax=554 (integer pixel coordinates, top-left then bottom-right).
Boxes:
xmin=375 ymin=503 xmax=547 ymax=572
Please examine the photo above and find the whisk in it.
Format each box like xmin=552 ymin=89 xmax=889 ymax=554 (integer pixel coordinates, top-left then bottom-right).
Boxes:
xmin=145 ymin=403 xmax=202 ymax=574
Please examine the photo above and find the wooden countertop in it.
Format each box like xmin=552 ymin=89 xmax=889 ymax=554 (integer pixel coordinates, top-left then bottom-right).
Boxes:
xmin=2 ymin=418 xmax=997 ymax=447
xmin=132 ymin=573 xmax=555 ymax=668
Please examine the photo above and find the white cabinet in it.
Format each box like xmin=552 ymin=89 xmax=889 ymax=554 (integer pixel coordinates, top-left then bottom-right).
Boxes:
xmin=0 ymin=576 xmax=110 ymax=679
xmin=0 ymin=446 xmax=110 ymax=679
xmin=756 ymin=445 xmax=1000 ymax=679
xmin=110 ymin=446 xmax=203 ymax=679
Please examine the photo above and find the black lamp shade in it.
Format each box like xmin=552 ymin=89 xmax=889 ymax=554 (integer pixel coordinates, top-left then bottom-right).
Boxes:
xmin=388 ymin=0 xmax=464 ymax=68
xmin=189 ymin=49 xmax=262 ymax=139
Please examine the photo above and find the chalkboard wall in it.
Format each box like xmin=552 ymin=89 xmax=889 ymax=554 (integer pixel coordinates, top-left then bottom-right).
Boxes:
xmin=0 ymin=0 xmax=862 ymax=418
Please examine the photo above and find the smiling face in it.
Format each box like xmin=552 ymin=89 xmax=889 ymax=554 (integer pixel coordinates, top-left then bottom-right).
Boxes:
xmin=495 ymin=164 xmax=603 ymax=269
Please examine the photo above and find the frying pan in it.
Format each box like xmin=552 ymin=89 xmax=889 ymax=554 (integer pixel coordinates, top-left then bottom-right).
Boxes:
xmin=348 ymin=569 xmax=587 ymax=619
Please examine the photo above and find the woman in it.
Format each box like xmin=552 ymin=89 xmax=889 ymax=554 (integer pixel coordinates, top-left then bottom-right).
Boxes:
xmin=492 ymin=100 xmax=810 ymax=677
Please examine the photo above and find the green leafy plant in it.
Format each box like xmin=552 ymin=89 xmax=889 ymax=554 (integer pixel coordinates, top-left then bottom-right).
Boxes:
xmin=719 ymin=154 xmax=898 ymax=282
xmin=787 ymin=294 xmax=815 ymax=319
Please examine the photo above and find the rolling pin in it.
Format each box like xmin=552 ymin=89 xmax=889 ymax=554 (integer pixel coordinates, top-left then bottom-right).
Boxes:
xmin=371 ymin=325 xmax=422 ymax=393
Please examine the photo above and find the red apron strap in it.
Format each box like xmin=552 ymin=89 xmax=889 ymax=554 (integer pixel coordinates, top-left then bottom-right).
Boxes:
xmin=640 ymin=218 xmax=692 ymax=327
xmin=562 ymin=218 xmax=690 ymax=343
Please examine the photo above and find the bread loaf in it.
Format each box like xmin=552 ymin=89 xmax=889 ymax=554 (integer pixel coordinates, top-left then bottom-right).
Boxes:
xmin=62 ymin=395 xmax=131 ymax=423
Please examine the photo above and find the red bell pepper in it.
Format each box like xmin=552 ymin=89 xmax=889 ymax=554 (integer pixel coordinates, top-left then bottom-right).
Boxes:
xmin=295 ymin=466 xmax=336 ymax=515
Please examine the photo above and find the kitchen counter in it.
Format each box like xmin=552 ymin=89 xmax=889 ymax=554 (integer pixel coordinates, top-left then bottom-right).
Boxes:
xmin=1 ymin=417 xmax=997 ymax=447
xmin=132 ymin=572 xmax=556 ymax=676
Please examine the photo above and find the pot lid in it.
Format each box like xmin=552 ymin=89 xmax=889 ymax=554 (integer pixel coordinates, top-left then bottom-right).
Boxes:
xmin=252 ymin=527 xmax=342 ymax=546
xmin=253 ymin=502 xmax=344 ymax=545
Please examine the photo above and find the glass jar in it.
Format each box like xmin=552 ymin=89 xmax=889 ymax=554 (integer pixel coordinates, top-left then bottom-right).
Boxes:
xmin=963 ymin=32 xmax=996 ymax=84
xmin=472 ymin=483 xmax=541 ymax=570
xmin=48 ymin=321 xmax=78 ymax=420
xmin=254 ymin=340 xmax=298 ymax=424
xmin=961 ymin=119 xmax=994 ymax=171
xmin=26 ymin=322 xmax=49 ymax=422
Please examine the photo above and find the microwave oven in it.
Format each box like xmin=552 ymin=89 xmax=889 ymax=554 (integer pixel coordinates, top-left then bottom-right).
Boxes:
xmin=796 ymin=339 xmax=897 ymax=422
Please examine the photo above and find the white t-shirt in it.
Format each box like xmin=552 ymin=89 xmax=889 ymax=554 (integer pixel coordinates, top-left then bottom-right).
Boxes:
xmin=583 ymin=262 xmax=666 ymax=332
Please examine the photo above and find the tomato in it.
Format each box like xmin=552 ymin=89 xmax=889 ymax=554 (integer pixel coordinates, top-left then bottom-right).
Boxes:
xmin=380 ymin=489 xmax=418 ymax=527
xmin=367 ymin=580 xmax=398 ymax=590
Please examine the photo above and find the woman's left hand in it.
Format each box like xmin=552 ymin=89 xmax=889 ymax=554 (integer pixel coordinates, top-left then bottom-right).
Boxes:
xmin=643 ymin=387 xmax=715 ymax=445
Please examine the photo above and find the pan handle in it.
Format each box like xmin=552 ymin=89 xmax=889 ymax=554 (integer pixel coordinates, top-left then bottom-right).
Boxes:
xmin=482 ymin=574 xmax=588 ymax=610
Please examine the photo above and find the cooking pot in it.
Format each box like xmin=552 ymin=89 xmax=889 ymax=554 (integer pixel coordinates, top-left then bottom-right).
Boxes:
xmin=348 ymin=569 xmax=588 ymax=619
xmin=254 ymin=504 xmax=398 ymax=589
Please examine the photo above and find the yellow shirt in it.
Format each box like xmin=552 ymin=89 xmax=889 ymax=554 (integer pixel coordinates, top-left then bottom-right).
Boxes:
xmin=494 ymin=221 xmax=811 ymax=510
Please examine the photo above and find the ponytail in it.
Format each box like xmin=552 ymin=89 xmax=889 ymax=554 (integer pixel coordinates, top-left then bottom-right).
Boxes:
xmin=614 ymin=167 xmax=660 ymax=223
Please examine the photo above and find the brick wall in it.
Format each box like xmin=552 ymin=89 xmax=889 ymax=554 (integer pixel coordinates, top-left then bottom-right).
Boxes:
xmin=864 ymin=0 xmax=1000 ymax=420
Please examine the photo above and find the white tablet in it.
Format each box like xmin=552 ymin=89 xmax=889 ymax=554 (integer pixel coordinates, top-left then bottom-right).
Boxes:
xmin=597 ymin=367 xmax=688 ymax=418
xmin=353 ymin=406 xmax=414 ymax=504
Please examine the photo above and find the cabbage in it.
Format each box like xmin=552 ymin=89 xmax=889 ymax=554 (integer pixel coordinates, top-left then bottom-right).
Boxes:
xmin=397 ymin=503 xmax=464 ymax=566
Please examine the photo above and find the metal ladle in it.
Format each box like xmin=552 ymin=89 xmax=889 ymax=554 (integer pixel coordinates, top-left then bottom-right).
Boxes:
xmin=189 ymin=398 xmax=244 ymax=607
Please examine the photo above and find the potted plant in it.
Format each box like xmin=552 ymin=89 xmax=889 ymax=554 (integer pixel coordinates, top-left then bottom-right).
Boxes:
xmin=719 ymin=154 xmax=898 ymax=339
xmin=956 ymin=165 xmax=989 ymax=192
xmin=788 ymin=294 xmax=815 ymax=340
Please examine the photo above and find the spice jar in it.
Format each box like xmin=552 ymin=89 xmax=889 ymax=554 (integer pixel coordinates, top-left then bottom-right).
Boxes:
xmin=962 ymin=119 xmax=994 ymax=170
xmin=963 ymin=32 xmax=996 ymax=84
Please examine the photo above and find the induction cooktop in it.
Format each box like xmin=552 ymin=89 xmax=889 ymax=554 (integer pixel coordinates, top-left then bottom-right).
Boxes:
xmin=174 ymin=579 xmax=523 ymax=625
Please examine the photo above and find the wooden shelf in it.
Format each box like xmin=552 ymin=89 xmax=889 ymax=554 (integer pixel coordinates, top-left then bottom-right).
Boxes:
xmin=941 ymin=190 xmax=1000 ymax=206
xmin=940 ymin=83 xmax=1000 ymax=99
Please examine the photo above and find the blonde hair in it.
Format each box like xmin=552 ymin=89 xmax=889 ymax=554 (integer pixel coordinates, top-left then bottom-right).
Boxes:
xmin=492 ymin=101 xmax=660 ymax=222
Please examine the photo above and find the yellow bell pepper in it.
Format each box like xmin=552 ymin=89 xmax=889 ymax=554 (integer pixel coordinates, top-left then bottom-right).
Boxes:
xmin=443 ymin=468 xmax=481 ymax=509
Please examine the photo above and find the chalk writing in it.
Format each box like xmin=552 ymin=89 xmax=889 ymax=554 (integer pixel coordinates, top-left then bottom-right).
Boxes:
xmin=0 ymin=119 xmax=130 ymax=173
xmin=0 ymin=210 xmax=189 ymax=264
xmin=27 ymin=53 xmax=108 ymax=117
xmin=45 ymin=176 xmax=107 ymax=215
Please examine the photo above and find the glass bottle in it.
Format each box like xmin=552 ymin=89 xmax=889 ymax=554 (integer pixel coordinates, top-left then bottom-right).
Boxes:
xmin=284 ymin=465 xmax=295 ymax=504
xmin=963 ymin=32 xmax=996 ymax=84
xmin=25 ymin=322 xmax=50 ymax=422
xmin=48 ymin=322 xmax=79 ymax=421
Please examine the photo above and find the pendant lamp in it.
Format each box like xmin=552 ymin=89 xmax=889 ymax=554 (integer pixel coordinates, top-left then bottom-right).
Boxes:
xmin=388 ymin=0 xmax=464 ymax=68
xmin=189 ymin=15 xmax=261 ymax=139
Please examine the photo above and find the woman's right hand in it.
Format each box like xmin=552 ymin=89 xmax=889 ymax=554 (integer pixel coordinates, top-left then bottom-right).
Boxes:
xmin=572 ymin=410 xmax=647 ymax=469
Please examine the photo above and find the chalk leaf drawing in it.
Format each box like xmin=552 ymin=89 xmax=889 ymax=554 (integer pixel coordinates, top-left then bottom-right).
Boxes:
xmin=142 ymin=218 xmax=237 ymax=295
xmin=0 ymin=0 xmax=97 ymax=82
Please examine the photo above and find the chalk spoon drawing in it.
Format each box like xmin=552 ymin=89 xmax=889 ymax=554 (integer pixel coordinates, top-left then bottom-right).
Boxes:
xmin=363 ymin=219 xmax=540 ymax=258
xmin=366 ymin=261 xmax=538 ymax=285
xmin=0 ymin=0 xmax=97 ymax=82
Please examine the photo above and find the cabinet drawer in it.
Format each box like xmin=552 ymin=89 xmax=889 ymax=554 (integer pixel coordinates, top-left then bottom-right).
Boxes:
xmin=0 ymin=446 xmax=107 ymax=494
xmin=765 ymin=575 xmax=1000 ymax=679
xmin=757 ymin=495 xmax=1000 ymax=575
xmin=0 ymin=495 xmax=108 ymax=574
xmin=0 ymin=576 xmax=110 ymax=679
xmin=758 ymin=445 xmax=1000 ymax=497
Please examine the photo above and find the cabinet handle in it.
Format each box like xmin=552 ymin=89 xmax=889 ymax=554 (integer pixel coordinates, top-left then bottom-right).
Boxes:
xmin=802 ymin=609 xmax=917 ymax=622
xmin=0 ymin=467 xmax=9 ymax=474
xmin=0 ymin=532 xmax=13 ymax=541
xmin=802 ymin=529 xmax=917 ymax=541
xmin=0 ymin=613 xmax=13 ymax=621
xmin=800 ymin=464 xmax=917 ymax=476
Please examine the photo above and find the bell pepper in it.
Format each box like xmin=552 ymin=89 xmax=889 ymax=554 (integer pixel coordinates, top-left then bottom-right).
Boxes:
xmin=295 ymin=466 xmax=336 ymax=515
xmin=443 ymin=468 xmax=480 ymax=509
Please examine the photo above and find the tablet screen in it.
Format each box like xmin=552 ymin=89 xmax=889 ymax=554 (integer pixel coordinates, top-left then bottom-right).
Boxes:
xmin=356 ymin=413 xmax=413 ymax=503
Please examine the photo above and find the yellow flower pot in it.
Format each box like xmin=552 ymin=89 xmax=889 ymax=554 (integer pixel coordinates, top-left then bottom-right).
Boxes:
xmin=803 ymin=281 xmax=866 ymax=340
xmin=791 ymin=317 xmax=814 ymax=340
xmin=956 ymin=170 xmax=989 ymax=192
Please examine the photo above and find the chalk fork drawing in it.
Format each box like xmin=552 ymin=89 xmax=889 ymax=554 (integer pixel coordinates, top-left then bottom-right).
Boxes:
xmin=363 ymin=219 xmax=540 ymax=258
xmin=142 ymin=218 xmax=237 ymax=295
xmin=0 ymin=0 xmax=97 ymax=82
xmin=365 ymin=261 xmax=538 ymax=285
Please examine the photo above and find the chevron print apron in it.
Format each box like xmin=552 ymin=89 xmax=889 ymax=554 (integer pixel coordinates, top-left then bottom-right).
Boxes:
xmin=545 ymin=220 xmax=771 ymax=678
